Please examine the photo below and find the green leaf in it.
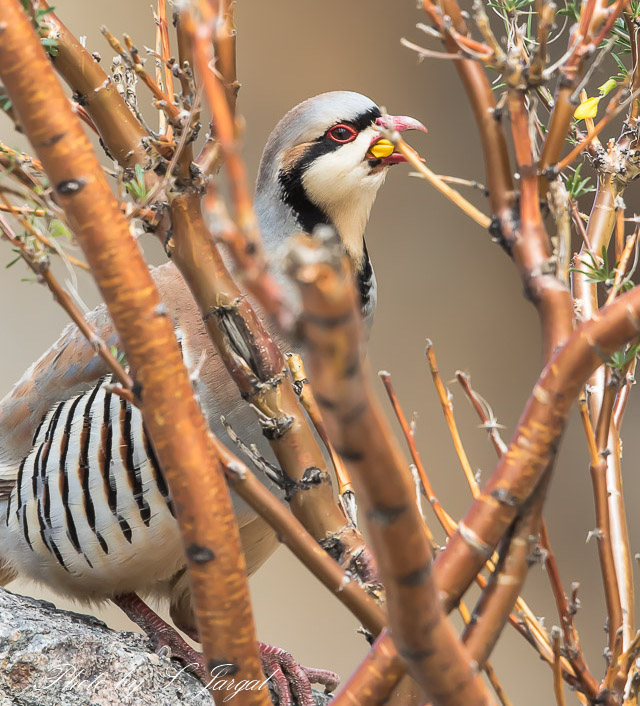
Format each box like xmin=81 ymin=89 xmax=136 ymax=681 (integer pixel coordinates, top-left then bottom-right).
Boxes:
xmin=608 ymin=341 xmax=640 ymax=370
xmin=35 ymin=6 xmax=55 ymax=19
xmin=48 ymin=219 xmax=71 ymax=240
xmin=110 ymin=345 xmax=127 ymax=366
xmin=565 ymin=164 xmax=595 ymax=200
xmin=124 ymin=164 xmax=148 ymax=201
xmin=612 ymin=53 xmax=629 ymax=81
xmin=569 ymin=246 xmax=615 ymax=286
xmin=40 ymin=36 xmax=59 ymax=57
xmin=557 ymin=0 xmax=581 ymax=22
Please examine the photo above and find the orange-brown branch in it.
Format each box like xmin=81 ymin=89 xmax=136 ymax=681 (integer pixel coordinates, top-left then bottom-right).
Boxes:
xmin=168 ymin=191 xmax=378 ymax=588
xmin=580 ymin=398 xmax=624 ymax=653
xmin=434 ymin=281 xmax=640 ymax=615
xmin=35 ymin=0 xmax=151 ymax=171
xmin=0 ymin=5 xmax=269 ymax=702
xmin=289 ymin=233 xmax=494 ymax=706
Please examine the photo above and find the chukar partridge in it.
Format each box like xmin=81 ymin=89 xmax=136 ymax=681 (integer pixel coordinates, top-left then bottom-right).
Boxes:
xmin=0 ymin=91 xmax=426 ymax=703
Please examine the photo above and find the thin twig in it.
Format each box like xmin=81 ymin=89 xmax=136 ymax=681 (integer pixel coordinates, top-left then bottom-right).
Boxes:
xmin=385 ymin=134 xmax=491 ymax=229
xmin=552 ymin=628 xmax=567 ymax=706
xmin=605 ymin=229 xmax=639 ymax=306
xmin=0 ymin=191 xmax=89 ymax=271
xmin=425 ymin=340 xmax=479 ymax=496
xmin=455 ymin=371 xmax=507 ymax=455
xmin=0 ymin=212 xmax=131 ymax=390
xmin=287 ymin=354 xmax=357 ymax=526
xmin=580 ymin=397 xmax=624 ymax=652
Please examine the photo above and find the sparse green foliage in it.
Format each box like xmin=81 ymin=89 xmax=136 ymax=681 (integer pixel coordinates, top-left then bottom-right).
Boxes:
xmin=124 ymin=164 xmax=148 ymax=201
xmin=487 ymin=0 xmax=534 ymax=15
xmin=19 ymin=1 xmax=58 ymax=56
xmin=48 ymin=219 xmax=71 ymax=240
xmin=487 ymin=0 xmax=537 ymax=44
xmin=570 ymin=246 xmax=635 ymax=299
xmin=601 ymin=3 xmax=640 ymax=62
xmin=608 ymin=341 xmax=640 ymax=370
xmin=610 ymin=54 xmax=630 ymax=84
xmin=34 ymin=5 xmax=55 ymax=21
xmin=565 ymin=164 xmax=595 ymax=200
xmin=40 ymin=36 xmax=59 ymax=57
xmin=571 ymin=246 xmax=614 ymax=287
xmin=5 ymin=248 xmax=21 ymax=269
xmin=110 ymin=345 xmax=127 ymax=367
xmin=557 ymin=0 xmax=581 ymax=23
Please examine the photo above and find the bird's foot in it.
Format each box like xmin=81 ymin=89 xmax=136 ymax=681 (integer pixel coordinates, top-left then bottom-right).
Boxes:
xmin=259 ymin=641 xmax=339 ymax=706
xmin=112 ymin=593 xmax=210 ymax=684
xmin=116 ymin=596 xmax=339 ymax=704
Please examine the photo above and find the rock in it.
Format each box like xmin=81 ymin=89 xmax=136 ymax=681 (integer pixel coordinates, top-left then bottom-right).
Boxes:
xmin=0 ymin=588 xmax=331 ymax=705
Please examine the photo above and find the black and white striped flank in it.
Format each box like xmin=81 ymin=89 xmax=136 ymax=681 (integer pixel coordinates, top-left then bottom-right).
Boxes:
xmin=1 ymin=376 xmax=184 ymax=596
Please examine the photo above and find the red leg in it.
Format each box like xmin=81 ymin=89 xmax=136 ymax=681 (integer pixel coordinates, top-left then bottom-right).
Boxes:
xmin=112 ymin=593 xmax=210 ymax=685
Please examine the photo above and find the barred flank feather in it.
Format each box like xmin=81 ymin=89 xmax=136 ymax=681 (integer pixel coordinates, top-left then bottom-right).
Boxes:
xmin=0 ymin=377 xmax=184 ymax=596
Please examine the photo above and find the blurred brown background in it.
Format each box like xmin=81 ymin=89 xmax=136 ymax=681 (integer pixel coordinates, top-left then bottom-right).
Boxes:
xmin=1 ymin=1 xmax=639 ymax=703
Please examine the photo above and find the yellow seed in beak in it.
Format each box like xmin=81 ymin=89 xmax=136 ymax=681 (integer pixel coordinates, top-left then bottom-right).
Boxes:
xmin=369 ymin=138 xmax=395 ymax=159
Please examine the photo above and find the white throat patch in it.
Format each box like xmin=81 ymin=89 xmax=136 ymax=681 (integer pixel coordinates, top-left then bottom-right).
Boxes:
xmin=301 ymin=127 xmax=387 ymax=265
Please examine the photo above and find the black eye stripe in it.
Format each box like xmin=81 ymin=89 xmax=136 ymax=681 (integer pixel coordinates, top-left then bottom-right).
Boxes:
xmin=314 ymin=107 xmax=382 ymax=144
xmin=347 ymin=106 xmax=382 ymax=132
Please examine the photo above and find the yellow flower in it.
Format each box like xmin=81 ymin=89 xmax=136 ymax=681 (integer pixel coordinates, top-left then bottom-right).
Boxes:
xmin=574 ymin=96 xmax=601 ymax=120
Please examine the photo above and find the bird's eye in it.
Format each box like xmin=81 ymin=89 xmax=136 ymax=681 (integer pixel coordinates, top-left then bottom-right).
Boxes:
xmin=326 ymin=123 xmax=358 ymax=143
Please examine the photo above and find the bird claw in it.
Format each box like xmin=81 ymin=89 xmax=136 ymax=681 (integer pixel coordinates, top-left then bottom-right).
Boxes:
xmin=156 ymin=644 xmax=172 ymax=660
xmin=112 ymin=593 xmax=210 ymax=684
xmin=259 ymin=642 xmax=339 ymax=706
xmin=151 ymin=630 xmax=210 ymax=684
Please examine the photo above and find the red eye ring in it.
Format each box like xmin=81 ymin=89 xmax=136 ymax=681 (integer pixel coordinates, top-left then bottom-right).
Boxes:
xmin=326 ymin=123 xmax=358 ymax=143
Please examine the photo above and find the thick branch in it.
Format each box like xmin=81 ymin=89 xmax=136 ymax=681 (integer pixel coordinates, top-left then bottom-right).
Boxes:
xmin=0 ymin=5 xmax=268 ymax=702
xmin=36 ymin=0 xmax=151 ymax=171
xmin=168 ymin=191 xmax=378 ymax=588
xmin=288 ymin=233 xmax=494 ymax=706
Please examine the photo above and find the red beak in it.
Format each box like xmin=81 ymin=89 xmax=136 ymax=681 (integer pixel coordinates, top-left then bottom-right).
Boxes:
xmin=375 ymin=115 xmax=429 ymax=134
xmin=372 ymin=115 xmax=428 ymax=165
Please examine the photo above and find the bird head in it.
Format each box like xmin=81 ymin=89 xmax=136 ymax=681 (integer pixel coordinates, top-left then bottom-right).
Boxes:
xmin=255 ymin=91 xmax=427 ymax=268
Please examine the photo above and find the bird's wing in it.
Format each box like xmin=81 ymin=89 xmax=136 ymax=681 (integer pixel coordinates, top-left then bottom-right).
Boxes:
xmin=0 ymin=305 xmax=113 ymax=485
xmin=0 ymin=262 xmax=274 ymax=532
xmin=0 ymin=263 xmax=196 ymax=488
